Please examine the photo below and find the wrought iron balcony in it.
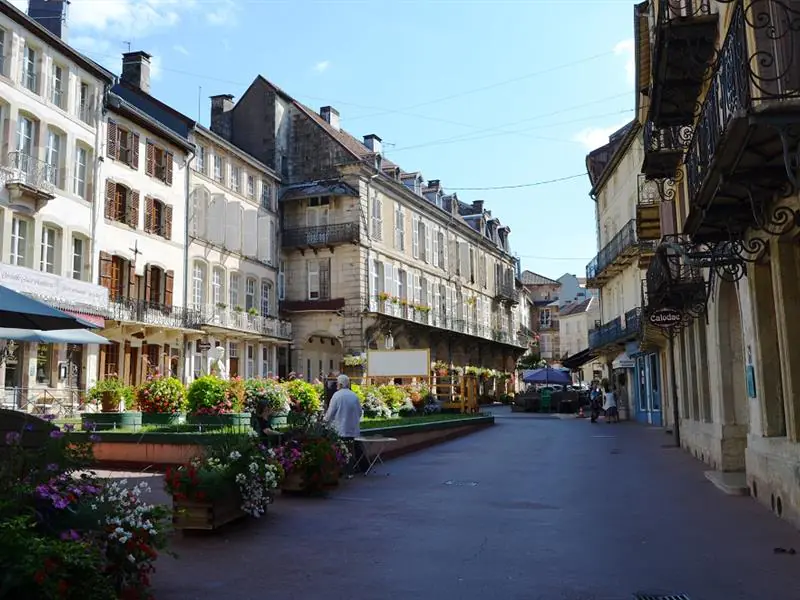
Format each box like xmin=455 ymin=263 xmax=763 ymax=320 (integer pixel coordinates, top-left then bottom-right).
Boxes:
xmin=642 ymin=120 xmax=692 ymax=179
xmin=585 ymin=219 xmax=657 ymax=287
xmin=643 ymin=236 xmax=710 ymax=315
xmin=494 ymin=283 xmax=519 ymax=304
xmin=636 ymin=175 xmax=665 ymax=241
xmin=282 ymin=222 xmax=359 ymax=249
xmin=649 ymin=0 xmax=719 ymax=127
xmin=588 ymin=308 xmax=643 ymax=349
xmin=2 ymin=152 xmax=57 ymax=203
xmin=685 ymin=0 xmax=800 ymax=241
xmin=191 ymin=304 xmax=292 ymax=340
xmin=109 ymin=298 xmax=201 ymax=330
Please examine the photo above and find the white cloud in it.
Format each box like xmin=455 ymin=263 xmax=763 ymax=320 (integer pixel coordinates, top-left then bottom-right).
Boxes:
xmin=614 ymin=38 xmax=635 ymax=88
xmin=313 ymin=60 xmax=330 ymax=73
xmin=69 ymin=0 xmax=190 ymax=38
xmin=173 ymin=44 xmax=190 ymax=56
xmin=206 ymin=0 xmax=238 ymax=26
xmin=572 ymin=122 xmax=629 ymax=150
xmin=150 ymin=55 xmax=162 ymax=81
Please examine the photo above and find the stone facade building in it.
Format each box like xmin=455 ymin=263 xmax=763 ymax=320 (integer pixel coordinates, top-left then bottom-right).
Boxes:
xmin=206 ymin=78 xmax=528 ymax=380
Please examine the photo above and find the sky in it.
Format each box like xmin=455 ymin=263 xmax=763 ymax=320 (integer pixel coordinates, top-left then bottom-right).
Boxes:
xmin=15 ymin=0 xmax=637 ymax=281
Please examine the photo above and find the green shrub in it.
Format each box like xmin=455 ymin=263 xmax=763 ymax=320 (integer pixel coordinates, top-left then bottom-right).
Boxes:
xmin=244 ymin=378 xmax=291 ymax=414
xmin=377 ymin=385 xmax=406 ymax=411
xmin=136 ymin=375 xmax=187 ymax=413
xmin=225 ymin=376 xmax=246 ymax=412
xmin=284 ymin=379 xmax=321 ymax=414
xmin=187 ymin=376 xmax=232 ymax=415
xmin=350 ymin=383 xmax=366 ymax=404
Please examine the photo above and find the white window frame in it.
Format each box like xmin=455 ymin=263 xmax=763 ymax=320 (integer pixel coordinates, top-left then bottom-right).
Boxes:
xmin=74 ymin=144 xmax=88 ymax=199
xmin=40 ymin=225 xmax=58 ymax=273
xmin=51 ymin=63 xmax=64 ymax=108
xmin=230 ymin=165 xmax=241 ymax=193
xmin=45 ymin=129 xmax=61 ymax=186
xmin=10 ymin=217 xmax=28 ymax=266
xmin=261 ymin=280 xmax=272 ymax=316
xmin=278 ymin=260 xmax=286 ymax=300
xmin=213 ymin=155 xmax=223 ymax=182
xmin=192 ymin=261 xmax=206 ymax=307
xmin=229 ymin=272 xmax=241 ymax=309
xmin=308 ymin=261 xmax=320 ymax=300
xmin=245 ymin=277 xmax=257 ymax=310
xmin=247 ymin=174 xmax=255 ymax=199
xmin=71 ymin=235 xmax=84 ymax=280
xmin=22 ymin=45 xmax=36 ymax=93
xmin=211 ymin=267 xmax=224 ymax=306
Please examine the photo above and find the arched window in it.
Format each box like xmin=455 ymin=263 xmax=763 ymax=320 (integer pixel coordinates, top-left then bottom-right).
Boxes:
xmin=192 ymin=261 xmax=207 ymax=307
xmin=245 ymin=277 xmax=257 ymax=311
xmin=211 ymin=266 xmax=225 ymax=307
xmin=40 ymin=223 xmax=62 ymax=274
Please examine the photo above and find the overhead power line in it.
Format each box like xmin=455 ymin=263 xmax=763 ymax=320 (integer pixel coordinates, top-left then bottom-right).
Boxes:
xmin=447 ymin=173 xmax=586 ymax=191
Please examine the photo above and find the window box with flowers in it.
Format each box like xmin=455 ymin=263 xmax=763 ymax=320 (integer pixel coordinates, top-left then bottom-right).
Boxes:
xmin=136 ymin=375 xmax=188 ymax=426
xmin=165 ymin=437 xmax=284 ymax=530
xmin=343 ymin=355 xmax=366 ymax=369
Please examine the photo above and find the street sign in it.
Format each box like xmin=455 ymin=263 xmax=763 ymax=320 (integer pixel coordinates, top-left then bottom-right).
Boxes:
xmin=197 ymin=341 xmax=212 ymax=351
xmin=649 ymin=307 xmax=682 ymax=328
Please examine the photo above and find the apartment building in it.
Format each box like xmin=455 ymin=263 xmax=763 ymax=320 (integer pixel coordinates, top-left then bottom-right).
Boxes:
xmin=0 ymin=0 xmax=113 ymax=408
xmin=519 ymin=270 xmax=561 ymax=361
xmin=94 ymin=52 xmax=195 ymax=386
xmin=204 ymin=78 xmax=527 ymax=380
xmin=186 ymin=119 xmax=289 ymax=381
xmin=559 ymin=296 xmax=600 ymax=383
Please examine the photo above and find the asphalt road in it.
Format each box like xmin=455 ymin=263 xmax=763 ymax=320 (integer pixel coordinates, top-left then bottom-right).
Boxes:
xmin=150 ymin=409 xmax=800 ymax=600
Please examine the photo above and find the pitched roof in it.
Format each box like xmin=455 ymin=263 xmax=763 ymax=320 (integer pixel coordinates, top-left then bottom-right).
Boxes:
xmin=585 ymin=119 xmax=640 ymax=197
xmin=559 ymin=296 xmax=595 ymax=316
xmin=520 ymin=270 xmax=560 ymax=286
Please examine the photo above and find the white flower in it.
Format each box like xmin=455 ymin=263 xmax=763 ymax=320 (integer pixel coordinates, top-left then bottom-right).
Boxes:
xmin=128 ymin=554 xmax=136 ymax=563
xmin=229 ymin=451 xmax=242 ymax=461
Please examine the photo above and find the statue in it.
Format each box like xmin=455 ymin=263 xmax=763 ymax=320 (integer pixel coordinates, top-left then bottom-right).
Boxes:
xmin=208 ymin=345 xmax=229 ymax=380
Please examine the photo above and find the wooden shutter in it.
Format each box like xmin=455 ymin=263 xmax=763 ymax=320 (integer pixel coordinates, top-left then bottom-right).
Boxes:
xmin=128 ymin=191 xmax=140 ymax=228
xmin=145 ymin=141 xmax=154 ymax=176
xmin=104 ymin=179 xmax=115 ymax=219
xmin=107 ymin=120 xmax=117 ymax=159
xmin=127 ymin=261 xmax=136 ymax=300
xmin=144 ymin=196 xmax=154 ymax=233
xmin=99 ymin=251 xmax=113 ymax=290
xmin=144 ymin=265 xmax=152 ymax=304
xmin=165 ymin=270 xmax=174 ymax=306
xmin=131 ymin=133 xmax=140 ymax=169
xmin=164 ymin=204 xmax=173 ymax=240
xmin=165 ymin=151 xmax=174 ymax=186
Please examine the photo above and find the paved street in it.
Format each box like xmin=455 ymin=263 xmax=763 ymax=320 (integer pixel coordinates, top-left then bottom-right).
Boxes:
xmin=151 ymin=409 xmax=800 ymax=600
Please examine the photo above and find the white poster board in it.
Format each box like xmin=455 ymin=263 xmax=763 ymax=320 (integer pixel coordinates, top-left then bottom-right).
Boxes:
xmin=367 ymin=349 xmax=430 ymax=378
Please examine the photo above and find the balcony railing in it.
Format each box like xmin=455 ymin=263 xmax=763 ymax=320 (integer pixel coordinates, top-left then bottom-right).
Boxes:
xmin=494 ymin=283 xmax=519 ymax=304
xmin=538 ymin=318 xmax=559 ymax=331
xmin=192 ymin=304 xmax=292 ymax=340
xmin=586 ymin=220 xmax=656 ymax=284
xmin=642 ymin=119 xmax=693 ymax=179
xmin=282 ymin=223 xmax=359 ymax=248
xmin=4 ymin=152 xmax=56 ymax=195
xmin=588 ymin=308 xmax=642 ymax=349
xmin=109 ymin=298 xmax=200 ymax=330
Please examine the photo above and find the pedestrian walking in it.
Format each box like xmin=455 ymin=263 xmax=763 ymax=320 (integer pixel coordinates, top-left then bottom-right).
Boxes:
xmin=324 ymin=374 xmax=364 ymax=478
xmin=589 ymin=383 xmax=602 ymax=423
xmin=603 ymin=383 xmax=619 ymax=423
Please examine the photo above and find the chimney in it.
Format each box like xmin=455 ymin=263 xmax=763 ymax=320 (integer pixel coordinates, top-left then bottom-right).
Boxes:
xmin=210 ymin=94 xmax=235 ymax=140
xmin=428 ymin=179 xmax=441 ymax=190
xmin=28 ymin=0 xmax=69 ymax=40
xmin=320 ymin=106 xmax=340 ymax=131
xmin=363 ymin=134 xmax=382 ymax=154
xmin=472 ymin=200 xmax=484 ymax=213
xmin=121 ymin=51 xmax=152 ymax=94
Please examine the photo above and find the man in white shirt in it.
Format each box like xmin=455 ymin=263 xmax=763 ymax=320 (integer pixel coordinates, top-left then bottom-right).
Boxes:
xmin=325 ymin=374 xmax=363 ymax=477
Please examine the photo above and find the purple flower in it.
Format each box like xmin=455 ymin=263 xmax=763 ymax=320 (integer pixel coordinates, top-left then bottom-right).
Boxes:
xmin=4 ymin=432 xmax=21 ymax=445
xmin=62 ymin=423 xmax=75 ymax=433
xmin=46 ymin=463 xmax=59 ymax=472
xmin=49 ymin=430 xmax=64 ymax=439
xmin=59 ymin=529 xmax=80 ymax=541
xmin=82 ymin=421 xmax=96 ymax=432
xmin=89 ymin=434 xmax=101 ymax=443
xmin=41 ymin=414 xmax=56 ymax=422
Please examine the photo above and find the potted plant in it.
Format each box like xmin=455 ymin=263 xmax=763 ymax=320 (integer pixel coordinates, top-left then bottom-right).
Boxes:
xmin=165 ymin=436 xmax=284 ymax=529
xmin=186 ymin=376 xmax=249 ymax=429
xmin=244 ymin=378 xmax=291 ymax=429
xmin=378 ymin=292 xmax=390 ymax=303
xmin=135 ymin=375 xmax=187 ymax=425
xmin=247 ymin=307 xmax=259 ymax=317
xmin=83 ymin=377 xmax=139 ymax=429
xmin=274 ymin=426 xmax=349 ymax=495
xmin=432 ymin=360 xmax=449 ymax=377
xmin=284 ymin=379 xmax=322 ymax=423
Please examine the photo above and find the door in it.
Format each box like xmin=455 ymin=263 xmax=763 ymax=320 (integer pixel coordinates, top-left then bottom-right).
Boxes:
xmin=66 ymin=344 xmax=83 ymax=389
xmin=647 ymin=353 xmax=662 ymax=426
xmin=636 ymin=356 xmax=648 ymax=423
xmin=229 ymin=358 xmax=239 ymax=378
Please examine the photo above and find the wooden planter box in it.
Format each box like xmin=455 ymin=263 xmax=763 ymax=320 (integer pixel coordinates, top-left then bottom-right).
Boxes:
xmin=281 ymin=468 xmax=339 ymax=494
xmin=172 ymin=494 xmax=246 ymax=530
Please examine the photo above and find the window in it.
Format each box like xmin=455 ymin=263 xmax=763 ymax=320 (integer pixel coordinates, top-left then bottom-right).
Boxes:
xmin=307 ymin=258 xmax=330 ymax=300
xmin=213 ymin=155 xmax=223 ymax=182
xmin=211 ymin=267 xmax=224 ymax=306
xmin=412 ymin=215 xmax=419 ymax=258
xmin=230 ymin=165 xmax=241 ymax=193
xmin=278 ymin=260 xmax=285 ymax=300
xmin=540 ymin=309 xmax=552 ymax=328
xmin=106 ymin=182 xmax=138 ymax=227
xmin=22 ymin=45 xmax=37 ymax=93
xmin=0 ymin=30 xmax=5 ymax=77
xmin=245 ymin=277 xmax=257 ymax=310
xmin=437 ymin=231 xmax=446 ymax=268
xmin=469 ymin=247 xmax=476 ymax=284
xmin=306 ymin=197 xmax=329 ymax=227
xmin=397 ymin=269 xmax=407 ymax=300
xmin=107 ymin=121 xmax=138 ymax=168
xmin=45 ymin=129 xmax=61 ymax=186
xmin=261 ymin=347 xmax=272 ymax=378
xmin=36 ymin=344 xmax=51 ymax=384
xmin=78 ymin=82 xmax=91 ymax=123
xmin=480 ymin=255 xmax=488 ymax=288
xmin=372 ymin=259 xmax=381 ymax=300
xmin=246 ymin=345 xmax=255 ymax=379
xmin=147 ymin=265 xmax=163 ymax=305
xmin=108 ymin=255 xmax=127 ymax=300
xmin=229 ymin=273 xmax=241 ymax=309
xmin=417 ymin=220 xmax=426 ymax=262
xmin=192 ymin=261 xmax=207 ymax=307
xmin=147 ymin=141 xmax=173 ymax=185
xmin=16 ymin=116 xmax=34 ymax=159
xmin=196 ymin=146 xmax=206 ymax=174
xmin=261 ymin=281 xmax=272 ymax=316
xmin=71 ymin=236 xmax=85 ymax=280
xmin=261 ymin=180 xmax=272 ymax=210
xmin=145 ymin=197 xmax=172 ymax=239
xmin=247 ymin=175 xmax=255 ymax=199
xmin=371 ymin=196 xmax=382 ymax=240
xmin=40 ymin=226 xmax=59 ymax=273
xmin=74 ymin=145 xmax=88 ymax=199
xmin=10 ymin=217 xmax=28 ymax=266
xmin=51 ymin=64 xmax=64 ymax=108
xmin=394 ymin=205 xmax=405 ymax=251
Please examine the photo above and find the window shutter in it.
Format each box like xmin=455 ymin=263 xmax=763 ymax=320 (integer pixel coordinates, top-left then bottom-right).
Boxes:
xmin=383 ymin=263 xmax=393 ymax=296
xmin=369 ymin=260 xmax=378 ymax=306
xmin=394 ymin=267 xmax=402 ymax=300
xmin=144 ymin=265 xmax=152 ymax=304
xmin=127 ymin=261 xmax=136 ymax=299
xmin=208 ymin=195 xmax=226 ymax=245
xmin=459 ymin=242 xmax=469 ymax=277
xmin=128 ymin=191 xmax=140 ymax=228
xmin=144 ymin=196 xmax=154 ymax=233
xmin=164 ymin=204 xmax=173 ymax=240
xmin=269 ymin=221 xmax=276 ymax=265
xmin=165 ymin=151 xmax=174 ymax=186
xmin=131 ymin=133 xmax=140 ymax=168
xmin=432 ymin=227 xmax=439 ymax=267
xmin=145 ymin=141 xmax=154 ymax=176
xmin=257 ymin=211 xmax=270 ymax=262
xmin=411 ymin=214 xmax=419 ymax=258
xmin=107 ymin=120 xmax=117 ymax=159
xmin=425 ymin=225 xmax=432 ymax=264
xmin=104 ymin=179 xmax=115 ymax=219
xmin=243 ymin=209 xmax=258 ymax=258
xmin=414 ymin=273 xmax=421 ymax=303
xmin=165 ymin=270 xmax=174 ymax=306
xmin=191 ymin=189 xmax=207 ymax=239
xmin=99 ymin=251 xmax=112 ymax=290
xmin=225 ymin=202 xmax=242 ymax=252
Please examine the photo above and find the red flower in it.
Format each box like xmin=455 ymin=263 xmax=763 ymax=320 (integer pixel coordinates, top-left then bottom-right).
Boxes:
xmin=33 ymin=571 xmax=46 ymax=585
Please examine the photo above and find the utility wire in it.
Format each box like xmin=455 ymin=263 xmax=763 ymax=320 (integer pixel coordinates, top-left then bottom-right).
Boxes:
xmin=447 ymin=173 xmax=586 ymax=191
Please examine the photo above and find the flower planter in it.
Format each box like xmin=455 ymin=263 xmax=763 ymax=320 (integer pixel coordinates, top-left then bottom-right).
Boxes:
xmin=324 ymin=467 xmax=340 ymax=489
xmin=141 ymin=412 xmax=186 ymax=426
xmin=269 ymin=414 xmax=288 ymax=429
xmin=81 ymin=411 xmax=142 ymax=431
xmin=100 ymin=391 xmax=122 ymax=413
xmin=186 ymin=413 xmax=251 ymax=429
xmin=172 ymin=494 xmax=246 ymax=530
xmin=281 ymin=471 xmax=306 ymax=493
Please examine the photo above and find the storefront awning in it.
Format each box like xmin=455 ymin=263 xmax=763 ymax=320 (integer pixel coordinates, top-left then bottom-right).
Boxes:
xmin=0 ymin=328 xmax=110 ymax=344
xmin=561 ymin=347 xmax=599 ymax=370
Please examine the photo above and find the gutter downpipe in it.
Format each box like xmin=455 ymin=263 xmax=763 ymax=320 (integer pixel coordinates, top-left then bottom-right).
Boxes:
xmin=183 ymin=146 xmax=196 ymax=382
xmin=91 ymin=81 xmax=114 ymax=284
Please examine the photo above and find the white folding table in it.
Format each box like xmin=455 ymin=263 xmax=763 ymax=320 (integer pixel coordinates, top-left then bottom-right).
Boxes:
xmin=354 ymin=436 xmax=397 ymax=475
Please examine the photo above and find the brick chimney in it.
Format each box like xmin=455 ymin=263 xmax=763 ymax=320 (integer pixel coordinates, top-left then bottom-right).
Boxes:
xmin=320 ymin=106 xmax=340 ymax=131
xmin=121 ymin=51 xmax=152 ymax=94
xmin=363 ymin=134 xmax=382 ymax=154
xmin=28 ymin=0 xmax=69 ymax=40
xmin=210 ymin=94 xmax=235 ymax=140
xmin=472 ymin=200 xmax=484 ymax=213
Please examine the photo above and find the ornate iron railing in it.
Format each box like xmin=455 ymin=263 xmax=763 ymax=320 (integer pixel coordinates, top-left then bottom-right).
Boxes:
xmin=191 ymin=304 xmax=292 ymax=339
xmin=643 ymin=119 xmax=693 ymax=155
xmin=588 ymin=308 xmax=642 ymax=349
xmin=282 ymin=222 xmax=359 ymax=247
xmin=586 ymin=220 xmax=655 ymax=281
xmin=5 ymin=152 xmax=57 ymax=193
xmin=110 ymin=298 xmax=200 ymax=330
xmin=494 ymin=283 xmax=518 ymax=303
xmin=657 ymin=0 xmax=712 ymax=23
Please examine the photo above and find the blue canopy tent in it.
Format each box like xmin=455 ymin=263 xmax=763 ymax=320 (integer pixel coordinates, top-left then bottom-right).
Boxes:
xmin=0 ymin=328 xmax=110 ymax=345
xmin=522 ymin=367 xmax=572 ymax=385
xmin=0 ymin=286 xmax=99 ymax=330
